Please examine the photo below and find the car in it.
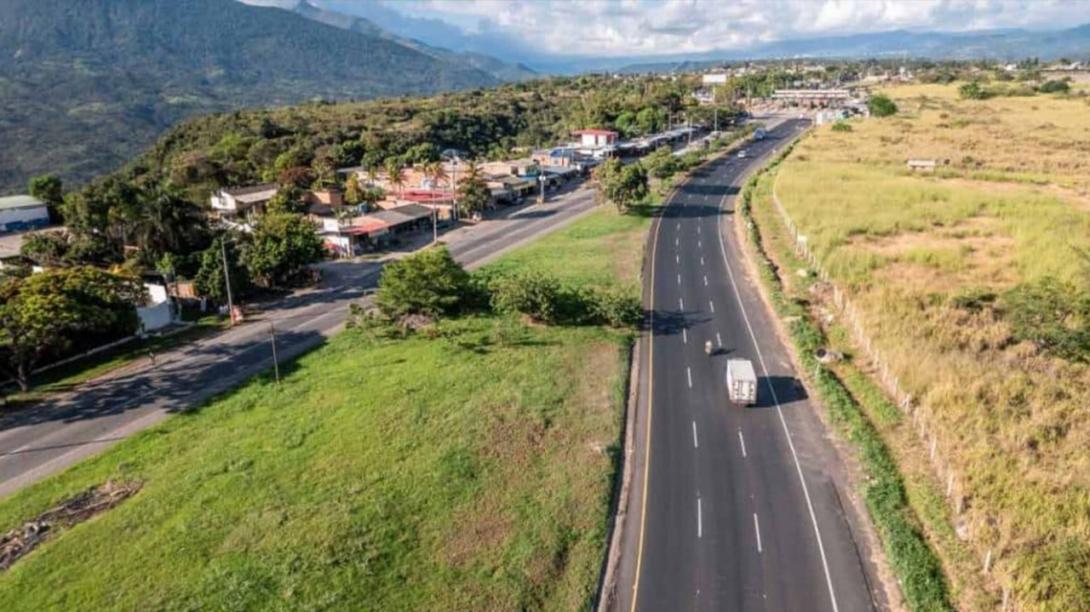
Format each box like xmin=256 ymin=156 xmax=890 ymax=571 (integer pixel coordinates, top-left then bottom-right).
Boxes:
xmin=737 ymin=150 xmax=748 ymax=158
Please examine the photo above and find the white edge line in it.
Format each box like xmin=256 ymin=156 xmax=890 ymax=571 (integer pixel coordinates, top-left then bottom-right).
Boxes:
xmin=716 ymin=148 xmax=841 ymax=612
xmin=754 ymin=513 xmax=763 ymax=553
xmin=738 ymin=429 xmax=747 ymax=457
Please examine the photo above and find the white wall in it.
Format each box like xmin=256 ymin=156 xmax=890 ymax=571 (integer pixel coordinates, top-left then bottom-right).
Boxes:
xmin=0 ymin=205 xmax=49 ymax=232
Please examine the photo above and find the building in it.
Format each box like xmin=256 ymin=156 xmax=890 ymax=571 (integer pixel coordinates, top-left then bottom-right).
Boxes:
xmin=573 ymin=129 xmax=618 ymax=148
xmin=702 ymin=73 xmax=728 ymax=85
xmin=209 ymin=183 xmax=279 ymax=218
xmin=0 ymin=195 xmax=50 ymax=233
xmin=137 ymin=281 xmax=179 ymax=334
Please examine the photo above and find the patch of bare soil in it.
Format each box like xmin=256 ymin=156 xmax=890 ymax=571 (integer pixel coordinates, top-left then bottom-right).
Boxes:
xmin=0 ymin=480 xmax=141 ymax=571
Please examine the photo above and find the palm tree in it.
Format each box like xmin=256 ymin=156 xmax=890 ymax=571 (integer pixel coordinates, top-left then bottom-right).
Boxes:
xmin=428 ymin=160 xmax=448 ymax=189
xmin=385 ymin=158 xmax=406 ymax=198
xmin=135 ymin=183 xmax=206 ymax=258
xmin=366 ymin=164 xmax=380 ymax=188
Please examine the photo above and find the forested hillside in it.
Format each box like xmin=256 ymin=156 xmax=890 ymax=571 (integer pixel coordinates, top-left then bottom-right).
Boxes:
xmin=0 ymin=0 xmax=498 ymax=194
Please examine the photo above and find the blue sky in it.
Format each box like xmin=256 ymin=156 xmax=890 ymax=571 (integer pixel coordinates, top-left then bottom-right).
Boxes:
xmin=242 ymin=0 xmax=1083 ymax=59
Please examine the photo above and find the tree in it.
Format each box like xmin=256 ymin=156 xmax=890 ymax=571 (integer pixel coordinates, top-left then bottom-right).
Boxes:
xmin=424 ymin=160 xmax=448 ymax=189
xmin=28 ymin=175 xmax=63 ymax=210
xmin=0 ymin=267 xmax=144 ymax=391
xmin=131 ymin=183 xmax=207 ymax=260
xmin=242 ymin=213 xmax=324 ymax=288
xmin=195 ymin=235 xmax=251 ymax=303
xmin=457 ymin=160 xmax=491 ymax=218
xmin=643 ymin=146 xmax=678 ymax=180
xmin=594 ymin=158 xmax=648 ymax=211
xmin=867 ymin=94 xmax=899 ymax=117
xmin=20 ymin=231 xmax=70 ymax=267
xmin=385 ymin=157 xmax=406 ymax=198
xmin=375 ymin=245 xmax=472 ymax=320
xmin=344 ymin=174 xmax=363 ymax=207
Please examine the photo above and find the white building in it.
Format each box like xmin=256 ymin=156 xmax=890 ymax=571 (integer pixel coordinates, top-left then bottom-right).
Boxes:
xmin=0 ymin=195 xmax=50 ymax=233
xmin=702 ymin=73 xmax=728 ymax=85
xmin=209 ymin=183 xmax=279 ymax=218
xmin=137 ymin=282 xmax=179 ymax=333
xmin=573 ymin=129 xmax=618 ymax=148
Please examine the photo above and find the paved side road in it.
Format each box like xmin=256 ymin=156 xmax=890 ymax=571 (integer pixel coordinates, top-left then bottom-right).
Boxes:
xmin=0 ymin=186 xmax=600 ymax=498
xmin=612 ymin=120 xmax=887 ymax=611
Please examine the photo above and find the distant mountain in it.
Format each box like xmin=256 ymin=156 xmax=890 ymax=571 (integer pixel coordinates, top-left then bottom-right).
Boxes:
xmin=0 ymin=0 xmax=499 ymax=194
xmin=613 ymin=25 xmax=1090 ymax=73
xmin=291 ymin=1 xmax=537 ymax=83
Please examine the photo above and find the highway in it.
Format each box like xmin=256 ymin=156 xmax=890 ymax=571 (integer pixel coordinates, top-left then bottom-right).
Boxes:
xmin=0 ymin=184 xmax=600 ymax=498
xmin=614 ymin=119 xmax=885 ymax=611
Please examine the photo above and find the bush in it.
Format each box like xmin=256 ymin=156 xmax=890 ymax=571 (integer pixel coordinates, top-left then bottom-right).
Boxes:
xmin=586 ymin=286 xmax=642 ymax=328
xmin=958 ymin=81 xmax=988 ymax=100
xmin=1038 ymin=79 xmax=1071 ymax=94
xmin=1002 ymin=277 xmax=1090 ymax=360
xmin=867 ymin=94 xmax=898 ymax=117
xmin=375 ymin=246 xmax=473 ymax=320
xmin=830 ymin=121 xmax=852 ymax=132
xmin=489 ymin=272 xmax=564 ymax=324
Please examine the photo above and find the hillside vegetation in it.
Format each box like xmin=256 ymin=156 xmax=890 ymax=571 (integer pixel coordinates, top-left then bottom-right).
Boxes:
xmin=0 ymin=0 xmax=498 ymax=194
xmin=770 ymin=83 xmax=1090 ymax=609
xmin=0 ymin=202 xmax=652 ymax=609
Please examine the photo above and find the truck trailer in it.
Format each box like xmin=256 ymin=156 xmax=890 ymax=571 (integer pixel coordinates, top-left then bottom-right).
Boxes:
xmin=726 ymin=358 xmax=758 ymax=406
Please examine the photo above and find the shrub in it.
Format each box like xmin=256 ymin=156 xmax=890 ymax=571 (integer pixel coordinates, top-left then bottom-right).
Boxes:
xmin=586 ymin=287 xmax=642 ymax=328
xmin=1038 ymin=79 xmax=1071 ymax=94
xmin=489 ymin=272 xmax=564 ymax=324
xmin=831 ymin=121 xmax=852 ymax=132
xmin=867 ymin=94 xmax=898 ymax=117
xmin=375 ymin=245 xmax=473 ymax=320
xmin=958 ymin=81 xmax=988 ymax=100
xmin=1002 ymin=277 xmax=1090 ymax=360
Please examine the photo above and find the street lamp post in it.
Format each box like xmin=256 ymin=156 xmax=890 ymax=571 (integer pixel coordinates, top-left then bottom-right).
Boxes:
xmin=220 ymin=237 xmax=235 ymax=326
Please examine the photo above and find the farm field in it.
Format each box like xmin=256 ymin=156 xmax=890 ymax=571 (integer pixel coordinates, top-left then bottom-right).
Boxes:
xmin=766 ymin=83 xmax=1090 ymax=609
xmin=0 ymin=204 xmax=649 ymax=610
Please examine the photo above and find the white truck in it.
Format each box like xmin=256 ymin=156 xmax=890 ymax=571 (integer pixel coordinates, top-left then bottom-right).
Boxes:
xmin=726 ymin=358 xmax=758 ymax=406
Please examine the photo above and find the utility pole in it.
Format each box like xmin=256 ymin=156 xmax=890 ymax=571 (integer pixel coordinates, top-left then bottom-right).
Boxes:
xmin=220 ymin=238 xmax=235 ymax=326
xmin=432 ymin=206 xmax=438 ymax=243
xmin=451 ymin=158 xmax=458 ymax=221
xmin=269 ymin=323 xmax=280 ymax=384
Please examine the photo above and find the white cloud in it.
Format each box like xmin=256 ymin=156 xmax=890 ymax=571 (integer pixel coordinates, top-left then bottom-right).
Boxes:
xmin=365 ymin=0 xmax=1082 ymax=56
xmin=239 ymin=0 xmax=1085 ymax=57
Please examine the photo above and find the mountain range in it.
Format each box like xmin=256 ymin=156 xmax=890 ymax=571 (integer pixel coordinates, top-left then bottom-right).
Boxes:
xmin=0 ymin=0 xmax=513 ymax=195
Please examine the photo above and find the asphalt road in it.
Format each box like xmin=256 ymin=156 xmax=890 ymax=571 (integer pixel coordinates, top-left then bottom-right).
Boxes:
xmin=615 ymin=120 xmax=885 ymax=611
xmin=0 ymin=184 xmax=599 ymax=498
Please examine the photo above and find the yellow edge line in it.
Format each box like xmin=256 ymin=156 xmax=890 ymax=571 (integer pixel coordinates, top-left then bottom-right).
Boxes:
xmin=629 ymin=179 xmax=665 ymax=612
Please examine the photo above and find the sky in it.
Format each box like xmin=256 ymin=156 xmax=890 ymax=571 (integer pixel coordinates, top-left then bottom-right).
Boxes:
xmin=241 ymin=0 xmax=1084 ymax=59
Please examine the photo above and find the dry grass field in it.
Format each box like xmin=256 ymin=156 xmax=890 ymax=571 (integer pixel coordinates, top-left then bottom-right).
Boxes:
xmin=770 ymin=83 xmax=1090 ymax=610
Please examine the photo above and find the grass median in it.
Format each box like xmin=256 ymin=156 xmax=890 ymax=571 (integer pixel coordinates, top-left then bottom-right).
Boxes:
xmin=0 ymin=204 xmax=651 ymax=610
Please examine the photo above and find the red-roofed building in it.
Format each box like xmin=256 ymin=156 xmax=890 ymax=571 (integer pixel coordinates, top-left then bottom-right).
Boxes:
xmin=573 ymin=129 xmax=618 ymax=148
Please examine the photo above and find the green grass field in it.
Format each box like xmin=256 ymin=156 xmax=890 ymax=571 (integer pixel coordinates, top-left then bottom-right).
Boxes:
xmin=0 ymin=205 xmax=651 ymax=610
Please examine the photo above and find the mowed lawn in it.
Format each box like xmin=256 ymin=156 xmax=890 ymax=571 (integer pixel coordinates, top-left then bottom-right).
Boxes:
xmin=0 ymin=205 xmax=649 ymax=610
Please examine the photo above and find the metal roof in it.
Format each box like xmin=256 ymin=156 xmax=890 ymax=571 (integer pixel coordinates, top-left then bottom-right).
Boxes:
xmin=0 ymin=195 xmax=47 ymax=210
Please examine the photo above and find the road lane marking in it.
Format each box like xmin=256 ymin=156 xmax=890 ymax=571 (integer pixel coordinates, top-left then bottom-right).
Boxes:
xmin=692 ymin=421 xmax=699 ymax=448
xmin=703 ymin=275 xmax=708 ymax=286
xmin=709 ymin=300 xmax=715 ymax=313
xmin=700 ymin=256 xmax=705 ymax=266
xmin=676 ymin=254 xmax=680 ymax=264
xmin=631 ymin=175 xmax=670 ymax=612
xmin=754 ymin=513 xmax=763 ymax=553
xmin=697 ymin=497 xmax=703 ymax=538
xmin=676 ymin=236 xmax=679 ymax=247
xmin=738 ymin=429 xmax=747 ymax=457
xmin=687 ymin=367 xmax=693 ymax=388
xmin=716 ymin=177 xmax=841 ymax=612
xmin=698 ymin=240 xmax=702 ymax=249
xmin=679 ymin=298 xmax=684 ymax=310
xmin=683 ymin=328 xmax=688 ymax=344
xmin=716 ymin=332 xmax=722 ymax=347
xmin=697 ymin=225 xmax=701 ymax=234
